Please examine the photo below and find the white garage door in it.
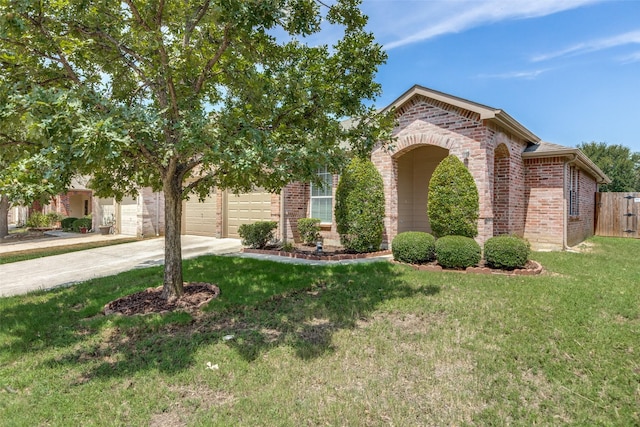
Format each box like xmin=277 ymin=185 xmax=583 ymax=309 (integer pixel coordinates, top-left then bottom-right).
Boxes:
xmin=119 ymin=197 xmax=138 ymax=236
xmin=225 ymin=190 xmax=273 ymax=238
xmin=184 ymin=194 xmax=217 ymax=237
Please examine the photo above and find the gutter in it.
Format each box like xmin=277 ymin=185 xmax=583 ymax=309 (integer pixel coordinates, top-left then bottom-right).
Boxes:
xmin=522 ymin=148 xmax=611 ymax=184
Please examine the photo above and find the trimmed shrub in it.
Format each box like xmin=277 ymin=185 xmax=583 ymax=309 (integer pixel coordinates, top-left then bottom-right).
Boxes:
xmin=72 ymin=217 xmax=93 ymax=232
xmin=392 ymin=231 xmax=436 ymax=264
xmin=46 ymin=212 xmax=64 ymax=226
xmin=335 ymin=157 xmax=385 ymax=253
xmin=238 ymin=221 xmax=278 ymax=249
xmin=26 ymin=212 xmax=51 ymax=228
xmin=428 ymin=155 xmax=479 ymax=238
xmin=435 ymin=235 xmax=481 ymax=269
xmin=61 ymin=217 xmax=79 ymax=231
xmin=297 ymin=218 xmax=321 ymax=245
xmin=484 ymin=235 xmax=530 ymax=270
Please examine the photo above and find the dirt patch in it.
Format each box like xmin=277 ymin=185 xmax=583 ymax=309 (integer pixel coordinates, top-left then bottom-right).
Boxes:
xmin=103 ymin=283 xmax=220 ymax=316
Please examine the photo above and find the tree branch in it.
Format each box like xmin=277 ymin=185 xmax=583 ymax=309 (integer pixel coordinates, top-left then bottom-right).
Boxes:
xmin=194 ymin=24 xmax=232 ymax=94
xmin=155 ymin=0 xmax=165 ymax=28
xmin=122 ymin=0 xmax=153 ymax=31
xmin=18 ymin=12 xmax=82 ymax=85
xmin=183 ymin=0 xmax=211 ymax=48
xmin=72 ymin=24 xmax=151 ymax=86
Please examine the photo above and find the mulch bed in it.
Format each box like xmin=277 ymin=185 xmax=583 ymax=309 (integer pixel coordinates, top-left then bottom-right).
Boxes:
xmin=392 ymin=259 xmax=543 ymax=276
xmin=103 ymin=282 xmax=220 ymax=316
xmin=243 ymin=243 xmax=391 ymax=261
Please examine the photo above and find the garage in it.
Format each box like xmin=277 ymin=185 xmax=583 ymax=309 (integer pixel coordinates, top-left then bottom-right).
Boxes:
xmin=184 ymin=193 xmax=217 ymax=237
xmin=119 ymin=196 xmax=139 ymax=236
xmin=224 ymin=190 xmax=273 ymax=238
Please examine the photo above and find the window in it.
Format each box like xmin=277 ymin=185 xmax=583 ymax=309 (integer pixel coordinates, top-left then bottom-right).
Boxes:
xmin=310 ymin=166 xmax=333 ymax=223
xmin=569 ymin=166 xmax=579 ymax=216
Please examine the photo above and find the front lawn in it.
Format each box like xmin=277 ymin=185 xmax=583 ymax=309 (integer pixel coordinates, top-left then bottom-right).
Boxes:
xmin=0 ymin=237 xmax=638 ymax=425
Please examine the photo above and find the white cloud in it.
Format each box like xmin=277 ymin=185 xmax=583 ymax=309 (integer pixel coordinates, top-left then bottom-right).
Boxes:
xmin=361 ymin=0 xmax=603 ymax=50
xmin=532 ymin=30 xmax=640 ymax=62
xmin=618 ymin=51 xmax=640 ymax=64
xmin=476 ymin=69 xmax=551 ymax=79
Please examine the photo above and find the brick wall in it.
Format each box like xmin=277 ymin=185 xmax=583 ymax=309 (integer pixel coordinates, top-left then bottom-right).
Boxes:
xmin=280 ymin=177 xmax=341 ymax=245
xmin=523 ymin=157 xmax=565 ymax=250
xmin=140 ymin=188 xmax=165 ymax=237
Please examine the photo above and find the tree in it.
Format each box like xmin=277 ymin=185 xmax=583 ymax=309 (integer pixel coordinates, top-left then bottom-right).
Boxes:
xmin=334 ymin=156 xmax=385 ymax=253
xmin=0 ymin=78 xmax=79 ymax=238
xmin=427 ymin=155 xmax=479 ymax=238
xmin=577 ymin=142 xmax=640 ymax=192
xmin=0 ymin=0 xmax=390 ymax=298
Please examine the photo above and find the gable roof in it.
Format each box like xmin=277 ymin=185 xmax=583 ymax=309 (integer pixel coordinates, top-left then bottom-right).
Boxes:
xmin=383 ymin=84 xmax=541 ymax=144
xmin=523 ymin=141 xmax=611 ymax=184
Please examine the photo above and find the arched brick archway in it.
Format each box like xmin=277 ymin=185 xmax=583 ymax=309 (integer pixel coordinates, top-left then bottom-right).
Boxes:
xmin=493 ymin=143 xmax=510 ymax=235
xmin=372 ymin=126 xmax=475 ymax=243
xmin=395 ymin=145 xmax=449 ymax=234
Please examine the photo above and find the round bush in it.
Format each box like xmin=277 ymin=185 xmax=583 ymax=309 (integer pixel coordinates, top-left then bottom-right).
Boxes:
xmin=484 ymin=235 xmax=530 ymax=270
xmin=435 ymin=235 xmax=481 ymax=269
xmin=392 ymin=231 xmax=436 ymax=264
xmin=428 ymin=155 xmax=479 ymax=238
xmin=335 ymin=157 xmax=385 ymax=253
xmin=71 ymin=217 xmax=93 ymax=232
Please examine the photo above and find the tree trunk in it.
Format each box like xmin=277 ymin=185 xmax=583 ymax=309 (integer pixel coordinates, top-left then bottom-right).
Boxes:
xmin=161 ymin=176 xmax=184 ymax=300
xmin=0 ymin=194 xmax=9 ymax=239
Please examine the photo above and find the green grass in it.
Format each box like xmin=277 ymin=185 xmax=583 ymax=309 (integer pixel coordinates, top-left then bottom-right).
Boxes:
xmin=0 ymin=238 xmax=138 ymax=264
xmin=1 ymin=236 xmax=639 ymax=425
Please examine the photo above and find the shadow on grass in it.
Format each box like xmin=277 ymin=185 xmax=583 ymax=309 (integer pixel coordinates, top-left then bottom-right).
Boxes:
xmin=0 ymin=256 xmax=439 ymax=380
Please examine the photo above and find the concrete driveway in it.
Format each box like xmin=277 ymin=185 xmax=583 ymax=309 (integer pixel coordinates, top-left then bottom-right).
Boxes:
xmin=0 ymin=236 xmax=242 ymax=297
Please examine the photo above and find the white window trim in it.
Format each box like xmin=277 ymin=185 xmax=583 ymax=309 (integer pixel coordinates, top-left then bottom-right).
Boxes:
xmin=310 ymin=166 xmax=333 ymax=224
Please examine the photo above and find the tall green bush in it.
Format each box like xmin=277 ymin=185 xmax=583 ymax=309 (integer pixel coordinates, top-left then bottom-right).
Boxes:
xmin=427 ymin=154 xmax=479 ymax=238
xmin=335 ymin=157 xmax=385 ymax=253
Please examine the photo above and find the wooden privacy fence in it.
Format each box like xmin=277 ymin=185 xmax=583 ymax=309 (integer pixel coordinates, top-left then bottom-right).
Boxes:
xmin=595 ymin=192 xmax=640 ymax=238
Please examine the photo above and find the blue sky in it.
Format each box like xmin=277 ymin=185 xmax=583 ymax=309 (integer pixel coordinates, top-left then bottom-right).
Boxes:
xmin=354 ymin=0 xmax=640 ymax=153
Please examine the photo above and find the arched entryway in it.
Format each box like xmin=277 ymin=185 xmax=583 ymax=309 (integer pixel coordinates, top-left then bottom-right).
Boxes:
xmin=493 ymin=143 xmax=510 ymax=235
xmin=396 ymin=145 xmax=449 ymax=234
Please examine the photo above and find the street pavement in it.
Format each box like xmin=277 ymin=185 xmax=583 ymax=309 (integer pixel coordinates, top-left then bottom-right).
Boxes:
xmin=0 ymin=234 xmax=242 ymax=297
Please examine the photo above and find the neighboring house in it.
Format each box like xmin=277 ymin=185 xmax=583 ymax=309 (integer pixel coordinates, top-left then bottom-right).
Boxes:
xmin=40 ymin=85 xmax=610 ymax=251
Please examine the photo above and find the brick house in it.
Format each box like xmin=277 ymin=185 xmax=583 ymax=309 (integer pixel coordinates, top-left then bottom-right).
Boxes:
xmin=55 ymin=84 xmax=608 ymax=251
xmin=276 ymin=85 xmax=609 ymax=251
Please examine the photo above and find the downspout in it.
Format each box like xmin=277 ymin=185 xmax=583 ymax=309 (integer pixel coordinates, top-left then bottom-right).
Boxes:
xmin=280 ymin=188 xmax=287 ymax=243
xmin=563 ymin=154 xmax=578 ymax=250
xmin=155 ymin=192 xmax=160 ymax=236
